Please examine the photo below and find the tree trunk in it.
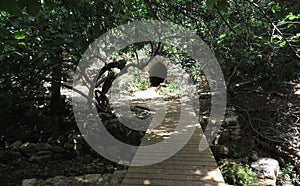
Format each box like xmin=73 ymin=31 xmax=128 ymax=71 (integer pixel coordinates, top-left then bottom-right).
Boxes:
xmin=50 ymin=48 xmax=64 ymax=117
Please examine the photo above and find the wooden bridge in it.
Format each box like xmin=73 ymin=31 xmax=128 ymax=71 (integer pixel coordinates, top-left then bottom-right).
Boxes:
xmin=121 ymin=100 xmax=225 ymax=186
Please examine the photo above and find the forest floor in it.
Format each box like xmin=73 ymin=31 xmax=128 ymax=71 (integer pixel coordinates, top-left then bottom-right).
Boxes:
xmin=211 ymin=77 xmax=300 ymax=185
xmin=0 ymin=78 xmax=299 ymax=185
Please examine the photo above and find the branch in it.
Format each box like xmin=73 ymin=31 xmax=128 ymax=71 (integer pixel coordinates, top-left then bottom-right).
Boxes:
xmin=41 ymin=77 xmax=94 ymax=103
xmin=153 ymin=42 xmax=161 ymax=56
xmin=214 ymin=3 xmax=249 ymax=47
xmin=246 ymin=0 xmax=300 ymax=59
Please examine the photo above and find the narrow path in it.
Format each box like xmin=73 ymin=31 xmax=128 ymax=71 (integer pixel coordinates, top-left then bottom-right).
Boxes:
xmin=121 ymin=100 xmax=225 ymax=186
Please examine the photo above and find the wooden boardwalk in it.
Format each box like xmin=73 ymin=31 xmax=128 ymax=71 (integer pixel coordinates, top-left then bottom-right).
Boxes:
xmin=121 ymin=101 xmax=225 ymax=186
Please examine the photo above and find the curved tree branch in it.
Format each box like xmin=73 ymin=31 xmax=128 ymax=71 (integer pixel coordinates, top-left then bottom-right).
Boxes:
xmin=246 ymin=0 xmax=300 ymax=59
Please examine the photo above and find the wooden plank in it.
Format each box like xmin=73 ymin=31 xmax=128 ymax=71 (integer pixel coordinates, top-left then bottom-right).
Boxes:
xmin=124 ymin=172 xmax=223 ymax=182
xmin=130 ymin=161 xmax=218 ymax=166
xmin=122 ymin=178 xmax=225 ymax=186
xmin=127 ymin=165 xmax=220 ymax=171
xmin=126 ymin=168 xmax=222 ymax=175
xmin=132 ymin=149 xmax=214 ymax=155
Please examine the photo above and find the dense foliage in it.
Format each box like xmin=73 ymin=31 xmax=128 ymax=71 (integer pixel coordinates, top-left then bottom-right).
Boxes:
xmin=0 ymin=1 xmax=299 ymax=185
xmin=0 ymin=0 xmax=299 ymax=147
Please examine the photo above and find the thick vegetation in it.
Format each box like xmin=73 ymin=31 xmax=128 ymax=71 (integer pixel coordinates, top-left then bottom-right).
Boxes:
xmin=1 ymin=0 xmax=299 ymax=126
xmin=0 ymin=0 xmax=299 ymax=185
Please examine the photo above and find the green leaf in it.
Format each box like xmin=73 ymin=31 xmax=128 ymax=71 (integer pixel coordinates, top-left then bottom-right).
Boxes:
xmin=219 ymin=33 xmax=227 ymax=39
xmin=14 ymin=51 xmax=23 ymax=56
xmin=288 ymin=16 xmax=296 ymax=20
xmin=287 ymin=23 xmax=294 ymax=28
xmin=271 ymin=3 xmax=281 ymax=14
xmin=14 ymin=33 xmax=25 ymax=40
xmin=296 ymin=33 xmax=300 ymax=37
xmin=279 ymin=41 xmax=286 ymax=47
xmin=286 ymin=12 xmax=298 ymax=21
xmin=275 ymin=35 xmax=283 ymax=40
xmin=18 ymin=42 xmax=27 ymax=48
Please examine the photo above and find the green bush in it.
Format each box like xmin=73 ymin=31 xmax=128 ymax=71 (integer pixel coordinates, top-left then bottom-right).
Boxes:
xmin=220 ymin=159 xmax=256 ymax=186
xmin=158 ymin=82 xmax=179 ymax=96
xmin=129 ymin=78 xmax=150 ymax=93
xmin=278 ymin=163 xmax=296 ymax=183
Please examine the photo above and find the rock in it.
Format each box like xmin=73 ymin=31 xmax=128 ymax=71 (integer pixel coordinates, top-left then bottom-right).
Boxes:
xmin=20 ymin=143 xmax=52 ymax=156
xmin=36 ymin=150 xmax=52 ymax=156
xmin=250 ymin=151 xmax=260 ymax=161
xmin=29 ymin=150 xmax=52 ymax=162
xmin=23 ymin=174 xmax=108 ymax=186
xmin=63 ymin=142 xmax=74 ymax=150
xmin=51 ymin=145 xmax=67 ymax=158
xmin=19 ymin=142 xmax=73 ymax=161
xmin=22 ymin=178 xmax=38 ymax=186
xmin=251 ymin=158 xmax=280 ymax=186
xmin=51 ymin=145 xmax=66 ymax=154
xmin=0 ymin=150 xmax=21 ymax=162
xmin=251 ymin=158 xmax=280 ymax=179
xmin=9 ymin=140 xmax=23 ymax=149
xmin=253 ymin=178 xmax=279 ymax=186
xmin=29 ymin=154 xmax=52 ymax=162
xmin=102 ymin=173 xmax=112 ymax=183
xmin=43 ymin=175 xmax=71 ymax=185
xmin=20 ymin=143 xmax=55 ymax=162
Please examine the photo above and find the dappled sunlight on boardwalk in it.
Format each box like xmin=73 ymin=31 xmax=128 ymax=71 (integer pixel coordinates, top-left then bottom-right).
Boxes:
xmin=122 ymin=100 xmax=225 ymax=185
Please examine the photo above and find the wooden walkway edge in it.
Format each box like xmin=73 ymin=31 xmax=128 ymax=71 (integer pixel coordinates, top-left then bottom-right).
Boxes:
xmin=121 ymin=101 xmax=225 ymax=186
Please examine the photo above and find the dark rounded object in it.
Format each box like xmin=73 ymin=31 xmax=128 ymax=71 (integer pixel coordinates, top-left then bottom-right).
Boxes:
xmin=149 ymin=77 xmax=165 ymax=87
xmin=148 ymin=61 xmax=167 ymax=87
